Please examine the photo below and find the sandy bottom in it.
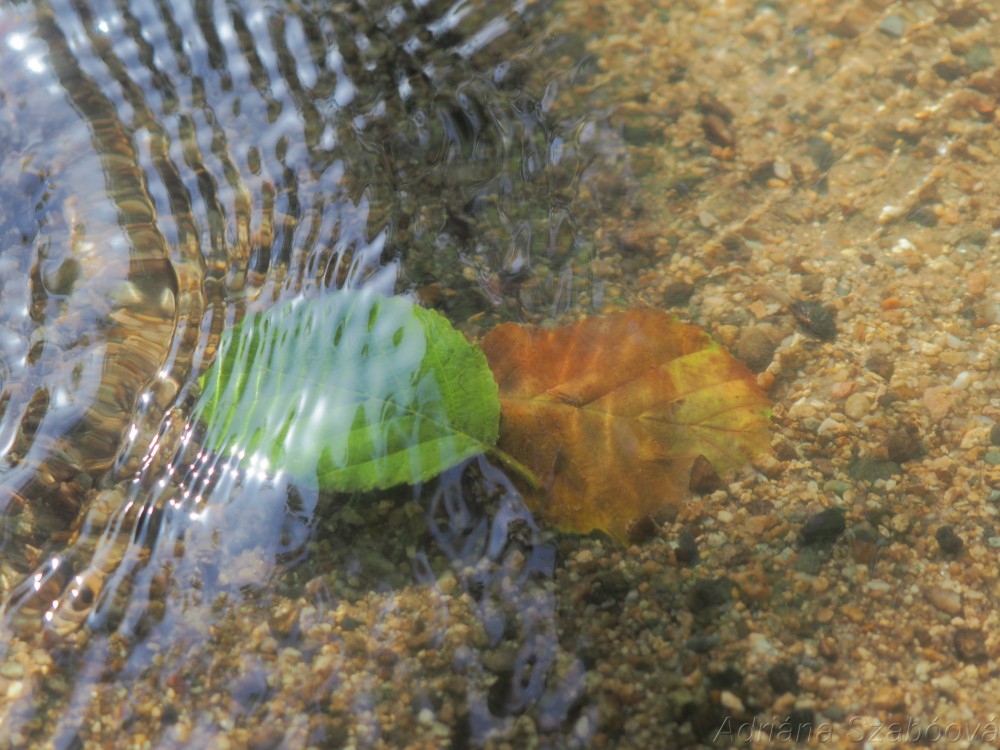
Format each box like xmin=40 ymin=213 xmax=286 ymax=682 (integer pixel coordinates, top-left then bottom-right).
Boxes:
xmin=540 ymin=0 xmax=1000 ymax=747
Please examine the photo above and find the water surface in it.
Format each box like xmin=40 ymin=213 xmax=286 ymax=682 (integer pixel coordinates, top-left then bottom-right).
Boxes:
xmin=0 ymin=0 xmax=618 ymax=745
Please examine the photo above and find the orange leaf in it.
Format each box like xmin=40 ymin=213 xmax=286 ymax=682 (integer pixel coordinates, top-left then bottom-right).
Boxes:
xmin=481 ymin=310 xmax=772 ymax=542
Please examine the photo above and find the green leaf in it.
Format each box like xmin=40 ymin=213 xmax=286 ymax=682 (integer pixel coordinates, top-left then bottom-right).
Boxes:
xmin=195 ymin=289 xmax=500 ymax=491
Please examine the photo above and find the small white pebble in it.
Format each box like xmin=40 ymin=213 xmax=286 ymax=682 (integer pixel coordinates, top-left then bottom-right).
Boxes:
xmin=748 ymin=632 xmax=775 ymax=654
xmin=932 ymin=675 xmax=960 ymax=694
xmin=817 ymin=417 xmax=844 ymax=435
xmin=880 ymin=205 xmax=905 ymax=224
xmin=951 ymin=370 xmax=970 ymax=389
xmin=720 ymin=690 xmax=745 ymax=713
xmin=418 ymin=708 xmax=434 ymax=726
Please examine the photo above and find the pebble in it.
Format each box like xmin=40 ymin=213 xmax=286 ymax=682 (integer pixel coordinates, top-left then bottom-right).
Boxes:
xmin=626 ymin=515 xmax=659 ymax=544
xmin=816 ymin=417 xmax=844 ymax=435
xmin=709 ymin=666 xmax=743 ymax=691
xmin=922 ymin=386 xmax=953 ymax=422
xmin=772 ymin=691 xmax=796 ymax=713
xmin=794 ymin=548 xmax=825 ymax=575
xmin=734 ymin=326 xmax=776 ymax=373
xmin=702 ymin=114 xmax=735 ymax=148
xmin=924 ymin=586 xmax=962 ymax=616
xmin=689 ymin=455 xmax=724 ymax=494
xmin=829 ymin=380 xmax=855 ymax=399
xmin=823 ymin=479 xmax=850 ymax=497
xmin=843 ymin=392 xmax=870 ymax=420
xmin=840 ymin=604 xmax=865 ymax=623
xmin=767 ymin=663 xmax=799 ymax=695
xmin=686 ymin=634 xmax=718 ymax=654
xmin=966 ymin=271 xmax=989 ymax=297
xmin=800 ymin=508 xmax=845 ymax=546
xmin=674 ymin=528 xmax=699 ymax=565
xmin=865 ymin=353 xmax=895 ymax=382
xmin=953 ymin=628 xmax=988 ymax=663
xmin=687 ymin=577 xmax=734 ymax=613
xmin=789 ymin=300 xmax=837 ymax=341
xmin=886 ymin=425 xmax=924 ymax=463
xmin=748 ymin=633 xmax=775 ymax=655
xmin=719 ymin=690 xmax=744 ymax=713
xmin=967 ymin=45 xmax=994 ymax=72
xmin=662 ymin=281 xmax=695 ymax=307
xmin=871 ymin=686 xmax=906 ymax=710
xmin=848 ymin=455 xmax=900 ymax=483
xmin=878 ymin=13 xmax=906 ymax=38
xmin=935 ymin=526 xmax=965 ymax=556
xmin=847 ymin=522 xmax=879 ymax=565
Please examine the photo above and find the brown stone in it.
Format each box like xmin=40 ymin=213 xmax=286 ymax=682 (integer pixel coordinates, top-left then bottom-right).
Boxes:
xmin=689 ymin=455 xmax=725 ymax=494
xmin=953 ymin=628 xmax=989 ymax=663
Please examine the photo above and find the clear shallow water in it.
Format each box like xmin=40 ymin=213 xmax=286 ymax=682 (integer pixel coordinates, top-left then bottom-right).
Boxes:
xmin=0 ymin=0 xmax=616 ymax=745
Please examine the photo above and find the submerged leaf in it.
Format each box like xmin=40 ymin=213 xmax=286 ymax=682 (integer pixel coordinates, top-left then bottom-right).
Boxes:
xmin=196 ymin=289 xmax=499 ymax=492
xmin=481 ymin=310 xmax=772 ymax=541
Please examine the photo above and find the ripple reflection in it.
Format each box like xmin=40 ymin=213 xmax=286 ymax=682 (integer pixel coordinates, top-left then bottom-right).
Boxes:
xmin=0 ymin=0 xmax=617 ymax=745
